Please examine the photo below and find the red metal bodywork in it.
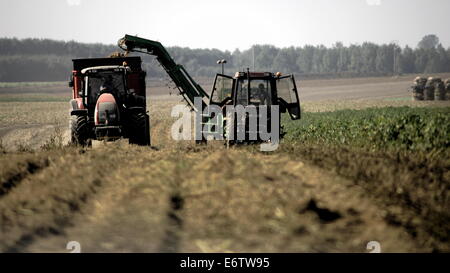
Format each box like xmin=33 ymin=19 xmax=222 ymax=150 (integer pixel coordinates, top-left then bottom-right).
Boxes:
xmin=70 ymin=56 xmax=146 ymax=101
xmin=94 ymin=93 xmax=117 ymax=125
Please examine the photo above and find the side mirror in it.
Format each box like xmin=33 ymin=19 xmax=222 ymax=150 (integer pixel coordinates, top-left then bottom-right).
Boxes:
xmin=68 ymin=75 xmax=74 ymax=88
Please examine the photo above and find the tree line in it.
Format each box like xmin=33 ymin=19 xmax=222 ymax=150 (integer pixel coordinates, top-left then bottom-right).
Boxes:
xmin=0 ymin=34 xmax=448 ymax=82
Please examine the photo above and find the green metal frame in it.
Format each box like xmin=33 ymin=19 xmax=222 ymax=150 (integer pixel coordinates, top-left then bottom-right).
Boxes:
xmin=118 ymin=35 xmax=209 ymax=111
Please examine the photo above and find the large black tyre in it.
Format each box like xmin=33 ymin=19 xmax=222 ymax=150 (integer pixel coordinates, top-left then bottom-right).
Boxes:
xmin=129 ymin=111 xmax=150 ymax=146
xmin=70 ymin=115 xmax=89 ymax=146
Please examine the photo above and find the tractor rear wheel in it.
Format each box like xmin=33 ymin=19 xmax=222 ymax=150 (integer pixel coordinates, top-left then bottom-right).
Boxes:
xmin=129 ymin=111 xmax=150 ymax=146
xmin=70 ymin=115 xmax=89 ymax=146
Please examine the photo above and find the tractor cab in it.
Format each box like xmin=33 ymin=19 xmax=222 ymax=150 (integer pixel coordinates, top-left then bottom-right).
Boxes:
xmin=80 ymin=65 xmax=130 ymax=109
xmin=210 ymin=71 xmax=301 ymax=120
xmin=78 ymin=65 xmax=131 ymax=139
xmin=208 ymin=71 xmax=301 ymax=143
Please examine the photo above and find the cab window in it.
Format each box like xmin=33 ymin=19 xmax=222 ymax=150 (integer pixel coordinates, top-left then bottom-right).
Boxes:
xmin=211 ymin=74 xmax=233 ymax=104
xmin=249 ymin=79 xmax=271 ymax=105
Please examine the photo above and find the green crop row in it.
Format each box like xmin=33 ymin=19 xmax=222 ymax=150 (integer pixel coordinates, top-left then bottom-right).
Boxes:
xmin=284 ymin=107 xmax=450 ymax=152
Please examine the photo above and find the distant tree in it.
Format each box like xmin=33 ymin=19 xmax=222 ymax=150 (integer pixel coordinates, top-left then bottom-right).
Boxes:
xmin=424 ymin=49 xmax=440 ymax=73
xmin=335 ymin=42 xmax=349 ymax=73
xmin=375 ymin=45 xmax=394 ymax=74
xmin=361 ymin=42 xmax=378 ymax=73
xmin=413 ymin=48 xmax=427 ymax=73
xmin=312 ymin=45 xmax=326 ymax=73
xmin=254 ymin=45 xmax=278 ymax=71
xmin=417 ymin=34 xmax=440 ymax=50
xmin=436 ymin=44 xmax=450 ymax=72
xmin=399 ymin=46 xmax=416 ymax=73
xmin=322 ymin=46 xmax=338 ymax=73
xmin=349 ymin=45 xmax=362 ymax=73
xmin=296 ymin=45 xmax=315 ymax=74
xmin=273 ymin=47 xmax=298 ymax=73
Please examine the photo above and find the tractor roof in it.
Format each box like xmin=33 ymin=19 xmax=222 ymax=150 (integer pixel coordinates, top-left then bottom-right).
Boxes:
xmin=72 ymin=56 xmax=142 ymax=72
xmin=81 ymin=65 xmax=131 ymax=74
xmin=233 ymin=72 xmax=278 ymax=79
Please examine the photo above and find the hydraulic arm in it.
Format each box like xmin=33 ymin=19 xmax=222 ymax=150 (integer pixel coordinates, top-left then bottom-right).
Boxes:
xmin=118 ymin=34 xmax=209 ymax=111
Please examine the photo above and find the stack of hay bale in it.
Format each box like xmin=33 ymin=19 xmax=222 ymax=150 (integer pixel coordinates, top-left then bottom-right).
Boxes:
xmin=412 ymin=76 xmax=450 ymax=101
xmin=445 ymin=79 xmax=450 ymax=100
xmin=434 ymin=78 xmax=446 ymax=100
xmin=411 ymin=76 xmax=427 ymax=101
xmin=424 ymin=77 xmax=438 ymax=100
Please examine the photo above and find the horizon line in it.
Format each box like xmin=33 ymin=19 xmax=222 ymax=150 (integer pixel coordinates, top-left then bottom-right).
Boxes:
xmin=1 ymin=36 xmax=448 ymax=52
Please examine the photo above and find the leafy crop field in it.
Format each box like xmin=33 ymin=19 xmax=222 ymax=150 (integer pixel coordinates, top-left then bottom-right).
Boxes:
xmin=284 ymin=107 xmax=450 ymax=151
xmin=0 ymin=77 xmax=449 ymax=252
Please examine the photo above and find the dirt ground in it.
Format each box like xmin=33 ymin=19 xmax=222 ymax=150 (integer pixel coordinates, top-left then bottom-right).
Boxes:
xmin=0 ymin=75 xmax=449 ymax=252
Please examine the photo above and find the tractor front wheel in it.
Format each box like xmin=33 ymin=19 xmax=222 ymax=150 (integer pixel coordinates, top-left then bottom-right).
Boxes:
xmin=70 ymin=115 xmax=89 ymax=146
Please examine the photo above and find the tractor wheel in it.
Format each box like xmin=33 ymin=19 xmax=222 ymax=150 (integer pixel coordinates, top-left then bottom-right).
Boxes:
xmin=70 ymin=115 xmax=89 ymax=146
xmin=129 ymin=111 xmax=150 ymax=146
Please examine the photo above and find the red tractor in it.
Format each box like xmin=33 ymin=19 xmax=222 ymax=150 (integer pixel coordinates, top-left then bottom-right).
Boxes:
xmin=69 ymin=56 xmax=150 ymax=146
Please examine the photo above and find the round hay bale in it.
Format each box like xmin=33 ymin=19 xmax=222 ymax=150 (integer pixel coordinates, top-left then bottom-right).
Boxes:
xmin=414 ymin=76 xmax=425 ymax=82
xmin=445 ymin=79 xmax=450 ymax=100
xmin=412 ymin=89 xmax=424 ymax=101
xmin=434 ymin=80 xmax=446 ymax=100
xmin=411 ymin=77 xmax=426 ymax=101
xmin=424 ymin=78 xmax=435 ymax=100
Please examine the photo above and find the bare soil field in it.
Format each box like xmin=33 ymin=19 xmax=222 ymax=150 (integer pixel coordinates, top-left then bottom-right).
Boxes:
xmin=0 ymin=75 xmax=449 ymax=252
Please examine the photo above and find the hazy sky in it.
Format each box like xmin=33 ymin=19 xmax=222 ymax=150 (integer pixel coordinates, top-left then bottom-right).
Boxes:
xmin=1 ymin=0 xmax=449 ymax=51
